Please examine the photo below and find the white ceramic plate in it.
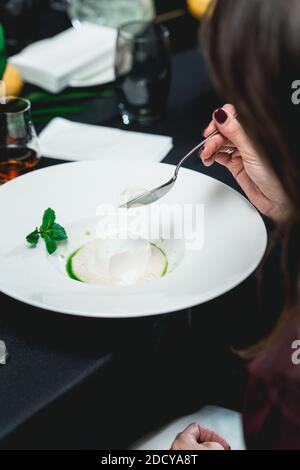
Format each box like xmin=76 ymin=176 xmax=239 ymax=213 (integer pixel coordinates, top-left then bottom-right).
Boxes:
xmin=0 ymin=160 xmax=267 ymax=318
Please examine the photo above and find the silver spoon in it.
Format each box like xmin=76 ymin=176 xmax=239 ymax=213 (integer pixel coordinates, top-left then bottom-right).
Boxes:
xmin=120 ymin=127 xmax=227 ymax=209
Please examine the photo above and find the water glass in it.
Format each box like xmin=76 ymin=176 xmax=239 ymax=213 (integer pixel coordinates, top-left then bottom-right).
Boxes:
xmin=67 ymin=0 xmax=155 ymax=29
xmin=115 ymin=21 xmax=171 ymax=126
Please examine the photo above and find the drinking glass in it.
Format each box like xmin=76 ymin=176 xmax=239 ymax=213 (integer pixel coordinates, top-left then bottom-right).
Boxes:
xmin=66 ymin=0 xmax=155 ymax=29
xmin=115 ymin=21 xmax=171 ymax=126
xmin=0 ymin=96 xmax=40 ymax=184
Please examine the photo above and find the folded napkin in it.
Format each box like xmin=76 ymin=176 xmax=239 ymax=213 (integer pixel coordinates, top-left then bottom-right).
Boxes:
xmin=69 ymin=58 xmax=115 ymax=88
xmin=10 ymin=23 xmax=116 ymax=93
xmin=38 ymin=118 xmax=173 ymax=162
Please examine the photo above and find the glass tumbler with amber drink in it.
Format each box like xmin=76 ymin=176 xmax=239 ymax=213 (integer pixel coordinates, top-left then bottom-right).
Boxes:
xmin=0 ymin=96 xmax=40 ymax=184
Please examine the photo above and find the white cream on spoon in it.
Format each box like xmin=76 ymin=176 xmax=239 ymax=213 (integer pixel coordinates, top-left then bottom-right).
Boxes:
xmin=119 ymin=187 xmax=147 ymax=207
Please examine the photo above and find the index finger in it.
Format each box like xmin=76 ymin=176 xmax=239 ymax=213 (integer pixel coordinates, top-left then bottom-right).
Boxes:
xmin=203 ymin=103 xmax=237 ymax=137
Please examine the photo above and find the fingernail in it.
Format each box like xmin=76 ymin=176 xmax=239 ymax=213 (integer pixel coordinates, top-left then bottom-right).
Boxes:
xmin=214 ymin=108 xmax=228 ymax=124
xmin=203 ymin=158 xmax=214 ymax=167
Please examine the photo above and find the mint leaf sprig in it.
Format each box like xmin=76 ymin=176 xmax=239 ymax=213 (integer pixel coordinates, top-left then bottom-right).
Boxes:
xmin=26 ymin=208 xmax=68 ymax=254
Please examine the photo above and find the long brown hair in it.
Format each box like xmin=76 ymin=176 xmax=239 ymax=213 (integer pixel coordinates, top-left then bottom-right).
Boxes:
xmin=201 ymin=0 xmax=300 ymax=357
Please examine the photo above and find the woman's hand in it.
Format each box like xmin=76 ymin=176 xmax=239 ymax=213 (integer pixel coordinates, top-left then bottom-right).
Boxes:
xmin=170 ymin=423 xmax=230 ymax=451
xmin=200 ymin=104 xmax=290 ymax=223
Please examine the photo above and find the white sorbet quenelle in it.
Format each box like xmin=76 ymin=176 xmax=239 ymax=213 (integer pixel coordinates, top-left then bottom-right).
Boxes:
xmin=70 ymin=235 xmax=167 ymax=287
xmin=68 ymin=187 xmax=168 ymax=287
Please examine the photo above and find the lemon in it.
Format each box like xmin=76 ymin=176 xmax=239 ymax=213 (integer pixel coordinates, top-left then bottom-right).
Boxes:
xmin=3 ymin=64 xmax=23 ymax=96
xmin=187 ymin=0 xmax=213 ymax=19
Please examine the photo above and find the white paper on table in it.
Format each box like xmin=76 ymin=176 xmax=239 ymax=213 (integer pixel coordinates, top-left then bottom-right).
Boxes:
xmin=38 ymin=118 xmax=173 ymax=163
xmin=9 ymin=23 xmax=117 ymax=93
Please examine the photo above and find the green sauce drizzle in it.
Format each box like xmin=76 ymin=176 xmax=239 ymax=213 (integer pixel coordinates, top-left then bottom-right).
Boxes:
xmin=150 ymin=243 xmax=168 ymax=277
xmin=66 ymin=247 xmax=83 ymax=282
xmin=66 ymin=243 xmax=168 ymax=282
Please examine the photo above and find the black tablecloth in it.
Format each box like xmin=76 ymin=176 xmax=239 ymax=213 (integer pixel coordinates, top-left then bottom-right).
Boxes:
xmin=0 ymin=48 xmax=262 ymax=450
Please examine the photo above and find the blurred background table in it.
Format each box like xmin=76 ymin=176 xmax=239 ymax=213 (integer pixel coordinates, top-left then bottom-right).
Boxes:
xmin=0 ymin=0 xmax=271 ymax=450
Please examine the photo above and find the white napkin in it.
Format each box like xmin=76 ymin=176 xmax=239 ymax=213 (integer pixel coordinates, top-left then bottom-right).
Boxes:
xmin=69 ymin=57 xmax=115 ymax=87
xmin=38 ymin=118 xmax=173 ymax=162
xmin=9 ymin=23 xmax=117 ymax=93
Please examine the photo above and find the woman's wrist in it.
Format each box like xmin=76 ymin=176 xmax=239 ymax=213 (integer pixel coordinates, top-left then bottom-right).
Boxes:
xmin=266 ymin=200 xmax=293 ymax=226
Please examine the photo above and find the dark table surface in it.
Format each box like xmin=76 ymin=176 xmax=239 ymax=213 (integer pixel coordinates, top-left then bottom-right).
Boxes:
xmin=0 ymin=48 xmax=265 ymax=450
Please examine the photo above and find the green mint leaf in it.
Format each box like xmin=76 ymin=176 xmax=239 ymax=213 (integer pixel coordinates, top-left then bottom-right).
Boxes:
xmin=26 ymin=208 xmax=67 ymax=255
xmin=42 ymin=234 xmax=57 ymax=254
xmin=26 ymin=228 xmax=40 ymax=246
xmin=49 ymin=223 xmax=68 ymax=241
xmin=40 ymin=208 xmax=56 ymax=232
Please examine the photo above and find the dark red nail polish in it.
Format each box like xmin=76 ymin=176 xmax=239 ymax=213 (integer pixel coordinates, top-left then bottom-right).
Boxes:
xmin=214 ymin=108 xmax=228 ymax=124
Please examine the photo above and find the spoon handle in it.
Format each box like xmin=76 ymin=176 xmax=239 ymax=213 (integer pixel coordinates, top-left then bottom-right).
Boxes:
xmin=175 ymin=113 xmax=239 ymax=178
xmin=174 ymin=129 xmax=219 ymax=177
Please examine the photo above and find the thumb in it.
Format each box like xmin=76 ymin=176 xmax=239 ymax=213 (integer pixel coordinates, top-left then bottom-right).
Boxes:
xmin=213 ymin=108 xmax=249 ymax=150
